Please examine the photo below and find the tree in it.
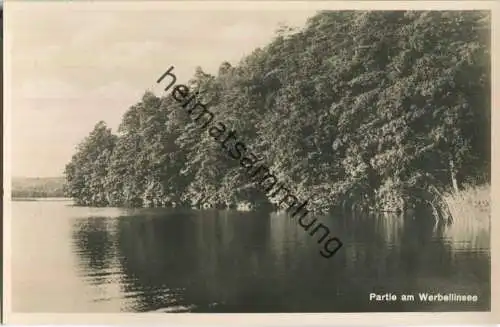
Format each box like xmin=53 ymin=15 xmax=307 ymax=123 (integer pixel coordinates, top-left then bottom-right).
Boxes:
xmin=64 ymin=121 xmax=117 ymax=206
xmin=66 ymin=11 xmax=490 ymax=217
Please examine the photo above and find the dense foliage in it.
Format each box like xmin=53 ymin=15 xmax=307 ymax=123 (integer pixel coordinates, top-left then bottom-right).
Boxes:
xmin=65 ymin=11 xmax=490 ymax=216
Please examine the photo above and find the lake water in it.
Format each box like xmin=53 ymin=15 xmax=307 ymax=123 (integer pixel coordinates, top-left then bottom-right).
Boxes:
xmin=11 ymin=200 xmax=490 ymax=313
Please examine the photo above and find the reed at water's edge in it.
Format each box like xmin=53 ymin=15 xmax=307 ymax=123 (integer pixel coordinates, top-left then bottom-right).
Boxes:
xmin=443 ymin=184 xmax=490 ymax=249
xmin=444 ymin=184 xmax=490 ymax=223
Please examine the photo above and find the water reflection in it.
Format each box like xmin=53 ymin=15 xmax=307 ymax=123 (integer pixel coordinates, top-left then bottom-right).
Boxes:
xmin=69 ymin=208 xmax=490 ymax=312
xmin=72 ymin=218 xmax=116 ymax=276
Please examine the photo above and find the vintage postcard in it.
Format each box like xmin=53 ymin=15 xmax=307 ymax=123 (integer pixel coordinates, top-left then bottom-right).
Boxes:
xmin=2 ymin=0 xmax=499 ymax=325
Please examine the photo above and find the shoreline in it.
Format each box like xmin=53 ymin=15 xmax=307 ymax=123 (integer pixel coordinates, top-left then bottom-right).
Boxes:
xmin=11 ymin=197 xmax=73 ymax=202
xmin=11 ymin=183 xmax=490 ymax=222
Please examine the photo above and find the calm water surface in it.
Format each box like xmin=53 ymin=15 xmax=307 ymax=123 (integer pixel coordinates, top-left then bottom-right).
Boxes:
xmin=12 ymin=200 xmax=490 ymax=312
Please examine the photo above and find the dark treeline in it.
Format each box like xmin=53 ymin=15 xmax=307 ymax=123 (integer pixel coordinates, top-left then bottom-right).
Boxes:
xmin=12 ymin=177 xmax=66 ymax=198
xmin=65 ymin=11 xmax=490 ymax=216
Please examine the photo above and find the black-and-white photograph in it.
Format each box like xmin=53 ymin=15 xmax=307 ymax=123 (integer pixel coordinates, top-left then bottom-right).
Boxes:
xmin=3 ymin=1 xmax=494 ymax=320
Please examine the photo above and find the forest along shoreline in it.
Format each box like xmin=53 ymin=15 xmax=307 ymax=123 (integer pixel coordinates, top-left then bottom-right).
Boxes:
xmin=62 ymin=12 xmax=490 ymax=236
xmin=156 ymin=65 xmax=343 ymax=259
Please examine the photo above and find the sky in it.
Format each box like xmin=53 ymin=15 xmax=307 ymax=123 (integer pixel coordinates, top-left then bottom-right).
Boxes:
xmin=7 ymin=2 xmax=315 ymax=178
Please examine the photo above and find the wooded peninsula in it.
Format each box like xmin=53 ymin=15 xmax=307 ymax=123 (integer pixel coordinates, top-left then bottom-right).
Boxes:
xmin=64 ymin=11 xmax=490 ymax=221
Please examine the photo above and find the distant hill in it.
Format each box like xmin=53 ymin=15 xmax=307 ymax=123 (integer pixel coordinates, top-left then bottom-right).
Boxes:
xmin=12 ymin=177 xmax=67 ymax=198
